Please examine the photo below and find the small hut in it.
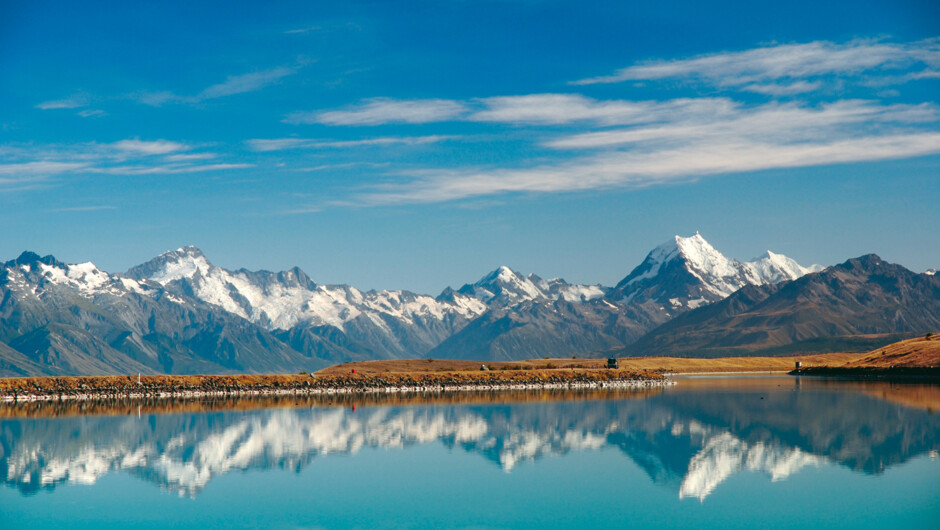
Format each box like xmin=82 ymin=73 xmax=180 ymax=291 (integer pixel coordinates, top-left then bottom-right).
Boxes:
xmin=607 ymin=358 xmax=619 ymax=369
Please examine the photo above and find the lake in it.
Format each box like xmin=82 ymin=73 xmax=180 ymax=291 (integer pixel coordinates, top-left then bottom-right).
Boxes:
xmin=1 ymin=376 xmax=938 ymax=529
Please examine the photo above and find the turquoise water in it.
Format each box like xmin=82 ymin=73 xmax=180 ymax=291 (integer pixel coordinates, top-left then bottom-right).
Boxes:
xmin=2 ymin=376 xmax=939 ymax=529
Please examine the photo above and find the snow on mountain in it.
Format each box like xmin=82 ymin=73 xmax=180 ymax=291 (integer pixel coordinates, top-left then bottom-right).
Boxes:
xmin=926 ymin=269 xmax=937 ymax=276
xmin=612 ymin=233 xmax=821 ymax=310
xmin=744 ymin=250 xmax=824 ymax=284
xmin=126 ymin=247 xmax=487 ymax=332
xmin=457 ymin=265 xmax=605 ymax=307
xmin=2 ymin=251 xmax=155 ymax=301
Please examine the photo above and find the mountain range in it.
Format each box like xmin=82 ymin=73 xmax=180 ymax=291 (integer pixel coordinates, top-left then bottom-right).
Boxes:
xmin=1 ymin=233 xmax=936 ymax=376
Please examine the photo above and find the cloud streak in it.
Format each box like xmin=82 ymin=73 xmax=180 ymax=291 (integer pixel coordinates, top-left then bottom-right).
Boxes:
xmin=288 ymin=98 xmax=468 ymax=125
xmin=572 ymin=38 xmax=940 ymax=88
xmin=36 ymin=94 xmax=90 ymax=110
xmin=356 ymin=132 xmax=940 ymax=205
xmin=246 ymin=135 xmax=456 ymax=151
xmin=547 ymin=100 xmax=939 ymax=149
xmin=133 ymin=66 xmax=300 ymax=107
xmin=0 ymin=139 xmax=249 ymax=190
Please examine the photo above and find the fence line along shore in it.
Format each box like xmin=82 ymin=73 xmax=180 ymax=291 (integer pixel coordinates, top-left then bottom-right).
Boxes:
xmin=0 ymin=369 xmax=672 ymax=403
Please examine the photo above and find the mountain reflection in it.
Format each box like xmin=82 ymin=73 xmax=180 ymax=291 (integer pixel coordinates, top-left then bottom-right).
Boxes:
xmin=2 ymin=378 xmax=938 ymax=500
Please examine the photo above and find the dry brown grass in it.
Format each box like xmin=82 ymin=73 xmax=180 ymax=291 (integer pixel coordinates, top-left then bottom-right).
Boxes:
xmin=840 ymin=334 xmax=940 ymax=368
xmin=320 ymin=352 xmax=865 ymax=376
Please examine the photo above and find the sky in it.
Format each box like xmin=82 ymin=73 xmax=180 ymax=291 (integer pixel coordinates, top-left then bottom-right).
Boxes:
xmin=1 ymin=0 xmax=939 ymax=293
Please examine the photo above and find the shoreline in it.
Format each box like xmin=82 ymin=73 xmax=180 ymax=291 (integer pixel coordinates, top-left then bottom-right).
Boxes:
xmin=791 ymin=366 xmax=940 ymax=379
xmin=0 ymin=370 xmax=671 ymax=403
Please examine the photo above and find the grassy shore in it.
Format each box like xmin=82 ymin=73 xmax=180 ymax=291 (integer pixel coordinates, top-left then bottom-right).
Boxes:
xmin=320 ymin=352 xmax=864 ymax=375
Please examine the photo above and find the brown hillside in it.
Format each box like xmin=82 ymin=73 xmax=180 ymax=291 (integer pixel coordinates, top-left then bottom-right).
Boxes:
xmin=842 ymin=334 xmax=940 ymax=368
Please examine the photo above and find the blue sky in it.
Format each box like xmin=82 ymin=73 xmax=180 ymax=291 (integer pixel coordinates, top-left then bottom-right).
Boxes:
xmin=1 ymin=0 xmax=939 ymax=292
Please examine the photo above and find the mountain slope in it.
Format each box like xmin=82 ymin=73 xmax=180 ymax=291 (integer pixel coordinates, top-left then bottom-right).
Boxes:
xmin=624 ymin=254 xmax=940 ymax=357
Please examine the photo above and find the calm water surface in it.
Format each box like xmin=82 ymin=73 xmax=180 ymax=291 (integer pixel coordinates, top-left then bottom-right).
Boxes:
xmin=2 ymin=376 xmax=938 ymax=529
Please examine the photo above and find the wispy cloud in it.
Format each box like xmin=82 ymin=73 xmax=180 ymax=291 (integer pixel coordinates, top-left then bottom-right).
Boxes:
xmin=468 ymin=94 xmax=736 ymax=125
xmin=345 ymin=98 xmax=940 ymax=205
xmin=288 ymin=98 xmax=468 ymax=125
xmin=89 ymin=163 xmax=252 ymax=175
xmin=111 ymin=139 xmax=188 ymax=156
xmin=0 ymin=139 xmax=248 ymax=190
xmin=163 ymin=152 xmax=217 ymax=162
xmin=285 ymin=26 xmax=320 ymax=35
xmin=0 ymin=161 xmax=88 ymax=192
xmin=298 ymin=94 xmax=737 ymax=127
xmin=356 ymin=132 xmax=940 ymax=205
xmin=197 ymin=67 xmax=296 ymax=100
xmin=246 ymin=135 xmax=455 ymax=151
xmin=36 ymin=94 xmax=90 ymax=110
xmin=297 ymin=162 xmax=390 ymax=172
xmin=77 ymin=109 xmax=107 ymax=118
xmin=547 ymin=100 xmax=939 ymax=149
xmin=572 ymin=38 xmax=940 ymax=89
xmin=132 ymin=66 xmax=300 ymax=107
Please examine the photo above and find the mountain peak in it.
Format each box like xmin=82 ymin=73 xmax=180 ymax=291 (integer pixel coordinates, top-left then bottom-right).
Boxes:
xmin=479 ymin=265 xmax=520 ymax=284
xmin=172 ymin=245 xmax=207 ymax=259
xmin=4 ymin=251 xmax=67 ymax=270
xmin=125 ymin=245 xmax=213 ymax=283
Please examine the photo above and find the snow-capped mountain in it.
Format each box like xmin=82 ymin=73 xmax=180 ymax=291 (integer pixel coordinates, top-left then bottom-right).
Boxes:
xmin=0 ymin=233 xmax=835 ymax=374
xmin=610 ymin=232 xmax=821 ymax=311
xmin=0 ymin=251 xmax=322 ymax=376
xmin=456 ymin=265 xmax=606 ymax=307
xmin=126 ymin=246 xmax=486 ymax=332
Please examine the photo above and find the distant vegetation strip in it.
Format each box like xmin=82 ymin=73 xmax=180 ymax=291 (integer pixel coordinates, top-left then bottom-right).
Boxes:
xmin=0 ymin=368 xmax=666 ymax=402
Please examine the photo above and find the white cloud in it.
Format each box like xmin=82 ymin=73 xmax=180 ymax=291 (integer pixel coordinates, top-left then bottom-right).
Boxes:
xmin=356 ymin=132 xmax=940 ymax=205
xmin=741 ymin=81 xmax=821 ymax=96
xmin=111 ymin=139 xmax=188 ymax=156
xmin=290 ymin=98 xmax=468 ymax=125
xmin=197 ymin=67 xmax=295 ymax=100
xmin=246 ymin=135 xmax=455 ymax=151
xmin=0 ymin=139 xmax=247 ymax=188
xmin=90 ymin=163 xmax=253 ymax=175
xmin=468 ymin=94 xmax=737 ymax=125
xmin=285 ymin=26 xmax=319 ymax=35
xmin=36 ymin=94 xmax=90 ymax=110
xmin=132 ymin=91 xmax=182 ymax=107
xmin=77 ymin=109 xmax=107 ymax=118
xmin=130 ymin=66 xmax=298 ymax=107
xmin=163 ymin=152 xmax=217 ymax=162
xmin=547 ymin=100 xmax=939 ymax=149
xmin=0 ymin=161 xmax=88 ymax=177
xmin=572 ymin=38 xmax=940 ymax=89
